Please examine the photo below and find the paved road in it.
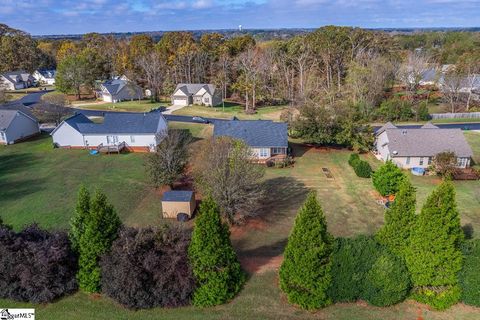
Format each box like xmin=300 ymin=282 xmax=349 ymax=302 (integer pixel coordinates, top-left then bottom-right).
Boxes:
xmin=16 ymin=90 xmax=53 ymax=106
xmin=5 ymin=91 xmax=480 ymax=129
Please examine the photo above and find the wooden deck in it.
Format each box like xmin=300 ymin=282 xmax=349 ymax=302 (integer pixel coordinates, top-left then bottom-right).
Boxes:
xmin=96 ymin=142 xmax=127 ymax=154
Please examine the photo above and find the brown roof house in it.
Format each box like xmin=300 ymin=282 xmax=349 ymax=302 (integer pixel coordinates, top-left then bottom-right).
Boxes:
xmin=161 ymin=191 xmax=196 ymax=219
xmin=374 ymin=122 xmax=473 ymax=169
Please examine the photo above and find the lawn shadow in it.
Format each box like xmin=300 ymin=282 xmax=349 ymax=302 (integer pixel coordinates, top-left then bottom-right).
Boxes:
xmin=259 ymin=176 xmax=309 ymax=225
xmin=0 ymin=152 xmax=44 ymax=202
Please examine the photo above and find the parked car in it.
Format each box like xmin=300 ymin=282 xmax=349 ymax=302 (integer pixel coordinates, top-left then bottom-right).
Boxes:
xmin=192 ymin=116 xmax=209 ymax=124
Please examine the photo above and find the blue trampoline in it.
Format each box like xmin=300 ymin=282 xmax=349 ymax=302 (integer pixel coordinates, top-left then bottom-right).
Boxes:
xmin=411 ymin=167 xmax=425 ymax=176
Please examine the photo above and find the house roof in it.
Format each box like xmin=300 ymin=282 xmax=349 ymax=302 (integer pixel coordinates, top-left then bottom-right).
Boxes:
xmin=0 ymin=102 xmax=36 ymax=120
xmin=173 ymin=83 xmax=215 ymax=96
xmin=213 ymin=120 xmax=288 ymax=148
xmin=0 ymin=107 xmax=37 ymax=131
xmin=162 ymin=191 xmax=194 ymax=202
xmin=101 ymin=79 xmax=128 ymax=95
xmin=1 ymin=71 xmax=34 ymax=84
xmin=56 ymin=111 xmax=167 ymax=135
xmin=381 ymin=127 xmax=473 ymax=158
xmin=36 ymin=69 xmax=56 ymax=79
xmin=421 ymin=122 xmax=439 ymax=129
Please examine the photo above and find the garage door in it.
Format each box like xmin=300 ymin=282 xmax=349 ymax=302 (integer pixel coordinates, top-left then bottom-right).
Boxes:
xmin=173 ymin=98 xmax=188 ymax=106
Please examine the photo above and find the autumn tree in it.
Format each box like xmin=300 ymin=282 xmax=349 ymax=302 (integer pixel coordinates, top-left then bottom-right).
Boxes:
xmin=192 ymin=137 xmax=265 ymax=224
xmin=55 ymin=53 xmax=90 ymax=99
xmin=32 ymin=92 xmax=72 ymax=124
xmin=145 ymin=129 xmax=192 ymax=188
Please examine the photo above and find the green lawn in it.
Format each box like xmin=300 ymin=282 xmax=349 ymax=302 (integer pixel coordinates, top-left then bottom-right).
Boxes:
xmin=172 ymin=102 xmax=287 ymax=121
xmin=1 ymin=129 xmax=480 ymax=318
xmin=75 ymin=100 xmax=169 ymax=112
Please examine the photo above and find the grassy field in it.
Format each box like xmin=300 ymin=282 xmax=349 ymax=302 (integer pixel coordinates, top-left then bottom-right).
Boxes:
xmin=75 ymin=99 xmax=169 ymax=112
xmin=1 ymin=127 xmax=479 ymax=318
xmin=172 ymin=102 xmax=287 ymax=121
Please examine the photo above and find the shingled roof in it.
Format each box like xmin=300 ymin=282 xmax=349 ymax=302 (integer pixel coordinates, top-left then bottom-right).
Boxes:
xmin=173 ymin=83 xmax=215 ymax=96
xmin=381 ymin=125 xmax=473 ymax=158
xmin=52 ymin=111 xmax=167 ymax=135
xmin=213 ymin=120 xmax=288 ymax=148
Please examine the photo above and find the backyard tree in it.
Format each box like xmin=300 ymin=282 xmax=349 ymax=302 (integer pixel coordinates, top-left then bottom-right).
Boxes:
xmin=376 ymin=179 xmax=416 ymax=256
xmin=372 ymin=160 xmax=406 ymax=196
xmin=76 ymin=189 xmax=121 ymax=293
xmin=32 ymin=93 xmax=72 ymax=125
xmin=279 ymin=192 xmax=334 ymax=310
xmin=459 ymin=240 xmax=480 ymax=307
xmin=405 ymin=181 xmax=464 ymax=309
xmin=69 ymin=185 xmax=90 ymax=253
xmin=55 ymin=53 xmax=91 ymax=99
xmin=188 ymin=197 xmax=245 ymax=307
xmin=145 ymin=129 xmax=192 ymax=188
xmin=192 ymin=137 xmax=265 ymax=224
xmin=431 ymin=151 xmax=458 ymax=178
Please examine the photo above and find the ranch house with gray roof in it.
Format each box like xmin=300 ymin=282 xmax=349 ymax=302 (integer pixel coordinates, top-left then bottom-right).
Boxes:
xmin=375 ymin=122 xmax=473 ymax=169
xmin=213 ymin=119 xmax=288 ymax=161
xmin=172 ymin=83 xmax=222 ymax=107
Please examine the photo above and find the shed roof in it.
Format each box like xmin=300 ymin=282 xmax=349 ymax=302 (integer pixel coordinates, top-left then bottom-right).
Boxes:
xmin=162 ymin=191 xmax=194 ymax=202
xmin=213 ymin=120 xmax=288 ymax=148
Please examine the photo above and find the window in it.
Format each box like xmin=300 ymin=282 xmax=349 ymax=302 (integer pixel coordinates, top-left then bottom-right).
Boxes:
xmin=130 ymin=136 xmax=135 ymax=143
xmin=0 ymin=131 xmax=5 ymax=141
xmin=419 ymin=157 xmax=424 ymax=166
xmin=204 ymin=97 xmax=210 ymax=103
xmin=259 ymin=148 xmax=269 ymax=158
xmin=271 ymin=147 xmax=285 ymax=155
xmin=457 ymin=158 xmax=468 ymax=168
xmin=428 ymin=157 xmax=432 ymax=165
xmin=406 ymin=157 xmax=411 ymax=165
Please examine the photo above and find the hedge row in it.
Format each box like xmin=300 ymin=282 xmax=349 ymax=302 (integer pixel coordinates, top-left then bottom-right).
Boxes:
xmin=348 ymin=154 xmax=372 ymax=178
xmin=328 ymin=236 xmax=411 ymax=307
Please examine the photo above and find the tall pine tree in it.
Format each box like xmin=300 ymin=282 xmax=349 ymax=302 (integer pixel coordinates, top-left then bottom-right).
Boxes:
xmin=405 ymin=181 xmax=464 ymax=308
xmin=76 ymin=189 xmax=121 ymax=293
xmin=279 ymin=192 xmax=334 ymax=310
xmin=188 ymin=197 xmax=245 ymax=307
xmin=376 ymin=179 xmax=416 ymax=256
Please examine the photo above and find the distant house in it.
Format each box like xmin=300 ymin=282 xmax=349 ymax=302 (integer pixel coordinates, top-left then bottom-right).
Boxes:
xmin=0 ymin=105 xmax=40 ymax=144
xmin=32 ymin=70 xmax=56 ymax=85
xmin=172 ymin=83 xmax=222 ymax=107
xmin=97 ymin=79 xmax=144 ymax=103
xmin=51 ymin=111 xmax=167 ymax=152
xmin=374 ymin=122 xmax=473 ymax=169
xmin=0 ymin=71 xmax=36 ymax=90
xmin=213 ymin=119 xmax=288 ymax=161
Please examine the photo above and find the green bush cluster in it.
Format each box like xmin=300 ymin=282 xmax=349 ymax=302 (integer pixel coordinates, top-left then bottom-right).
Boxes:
xmin=372 ymin=160 xmax=406 ymax=196
xmin=411 ymin=286 xmax=462 ymax=311
xmin=348 ymin=153 xmax=372 ymax=178
xmin=328 ymin=236 xmax=410 ymax=307
xmin=459 ymin=240 xmax=480 ymax=307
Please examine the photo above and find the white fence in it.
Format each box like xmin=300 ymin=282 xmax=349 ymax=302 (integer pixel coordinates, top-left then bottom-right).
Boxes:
xmin=431 ymin=112 xmax=480 ymax=119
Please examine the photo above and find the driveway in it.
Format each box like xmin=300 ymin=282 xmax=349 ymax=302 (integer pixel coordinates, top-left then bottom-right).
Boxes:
xmin=162 ymin=104 xmax=186 ymax=115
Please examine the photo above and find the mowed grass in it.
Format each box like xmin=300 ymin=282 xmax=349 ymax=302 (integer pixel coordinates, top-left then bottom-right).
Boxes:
xmin=172 ymin=102 xmax=287 ymax=121
xmin=1 ymin=129 xmax=480 ymax=318
xmin=76 ymin=99 xmax=169 ymax=112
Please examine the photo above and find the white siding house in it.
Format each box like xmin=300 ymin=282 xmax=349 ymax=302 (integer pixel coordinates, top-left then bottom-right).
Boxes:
xmin=374 ymin=122 xmax=473 ymax=169
xmin=0 ymin=71 xmax=36 ymax=90
xmin=0 ymin=109 xmax=40 ymax=144
xmin=172 ymin=84 xmax=222 ymax=107
xmin=32 ymin=70 xmax=56 ymax=85
xmin=98 ymin=79 xmax=144 ymax=103
xmin=51 ymin=111 xmax=168 ymax=152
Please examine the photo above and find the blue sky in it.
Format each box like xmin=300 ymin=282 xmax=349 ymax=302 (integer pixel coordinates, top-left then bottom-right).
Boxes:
xmin=0 ymin=0 xmax=479 ymax=35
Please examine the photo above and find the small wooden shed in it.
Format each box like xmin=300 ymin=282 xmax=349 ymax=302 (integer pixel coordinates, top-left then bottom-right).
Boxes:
xmin=161 ymin=191 xmax=196 ymax=219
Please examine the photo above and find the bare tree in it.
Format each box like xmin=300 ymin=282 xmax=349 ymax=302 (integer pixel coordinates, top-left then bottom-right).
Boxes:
xmin=32 ymin=93 xmax=72 ymax=124
xmin=397 ymin=51 xmax=432 ymax=97
xmin=145 ymin=129 xmax=192 ymax=189
xmin=442 ymin=70 xmax=463 ymax=113
xmin=137 ymin=51 xmax=165 ymax=102
xmin=192 ymin=137 xmax=265 ymax=224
